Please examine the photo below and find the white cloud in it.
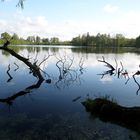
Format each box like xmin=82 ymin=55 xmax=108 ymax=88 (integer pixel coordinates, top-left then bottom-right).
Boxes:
xmin=104 ymin=10 xmax=140 ymax=38
xmin=4 ymin=16 xmax=50 ymax=38
xmin=103 ymin=4 xmax=119 ymax=13
xmin=1 ymin=9 xmax=140 ymax=41
xmin=0 ymin=20 xmax=7 ymax=26
xmin=0 ymin=16 xmax=86 ymax=40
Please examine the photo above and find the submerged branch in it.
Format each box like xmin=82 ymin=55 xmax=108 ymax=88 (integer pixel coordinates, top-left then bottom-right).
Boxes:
xmin=0 ymin=41 xmax=44 ymax=81
xmin=38 ymin=52 xmax=53 ymax=67
xmin=133 ymin=71 xmax=140 ymax=95
xmin=0 ymin=79 xmax=43 ymax=105
xmin=0 ymin=40 xmax=52 ymax=105
xmin=98 ymin=57 xmax=139 ymax=94
xmin=98 ymin=56 xmax=115 ymax=70
xmin=82 ymin=98 xmax=140 ymax=134
xmin=14 ymin=62 xmax=19 ymax=71
xmin=6 ymin=64 xmax=13 ymax=82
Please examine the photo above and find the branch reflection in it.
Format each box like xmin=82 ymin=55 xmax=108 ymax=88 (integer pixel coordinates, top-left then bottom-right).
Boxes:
xmin=0 ymin=79 xmax=43 ymax=105
xmin=98 ymin=57 xmax=140 ymax=94
xmin=1 ymin=51 xmax=85 ymax=106
xmin=55 ymin=53 xmax=85 ymax=89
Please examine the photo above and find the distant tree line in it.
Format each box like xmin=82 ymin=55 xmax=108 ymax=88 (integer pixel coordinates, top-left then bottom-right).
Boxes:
xmin=1 ymin=31 xmax=140 ymax=47
xmin=0 ymin=32 xmax=70 ymax=45
xmin=71 ymin=32 xmax=137 ymax=47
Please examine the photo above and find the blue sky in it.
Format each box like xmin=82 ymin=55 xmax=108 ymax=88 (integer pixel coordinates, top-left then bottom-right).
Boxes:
xmin=0 ymin=0 xmax=140 ymax=40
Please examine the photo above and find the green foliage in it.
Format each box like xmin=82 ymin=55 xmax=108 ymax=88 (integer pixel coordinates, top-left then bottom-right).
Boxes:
xmin=0 ymin=32 xmax=137 ymax=47
xmin=12 ymin=33 xmax=19 ymax=40
xmin=42 ymin=38 xmax=49 ymax=44
xmin=136 ymin=36 xmax=140 ymax=47
xmin=50 ymin=37 xmax=59 ymax=45
xmin=82 ymin=97 xmax=118 ymax=114
xmin=35 ymin=36 xmax=41 ymax=44
xmin=1 ymin=32 xmax=11 ymax=41
xmin=26 ymin=36 xmax=36 ymax=43
xmin=71 ymin=32 xmax=136 ymax=47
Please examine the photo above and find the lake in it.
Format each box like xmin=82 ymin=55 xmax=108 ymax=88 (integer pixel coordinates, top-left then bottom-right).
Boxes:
xmin=0 ymin=45 xmax=140 ymax=140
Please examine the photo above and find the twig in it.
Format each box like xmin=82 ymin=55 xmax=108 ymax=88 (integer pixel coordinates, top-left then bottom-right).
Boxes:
xmin=6 ymin=64 xmax=13 ymax=82
xmin=133 ymin=74 xmax=140 ymax=95
xmin=14 ymin=62 xmax=19 ymax=71
xmin=98 ymin=56 xmax=115 ymax=70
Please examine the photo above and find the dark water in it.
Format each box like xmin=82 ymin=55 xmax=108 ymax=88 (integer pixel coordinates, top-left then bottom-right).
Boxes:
xmin=1 ymin=45 xmax=140 ymax=140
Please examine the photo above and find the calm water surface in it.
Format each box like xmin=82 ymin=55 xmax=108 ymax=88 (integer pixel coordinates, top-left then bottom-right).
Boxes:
xmin=0 ymin=45 xmax=140 ymax=139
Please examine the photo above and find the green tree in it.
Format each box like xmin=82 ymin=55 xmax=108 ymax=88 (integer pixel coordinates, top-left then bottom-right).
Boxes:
xmin=26 ymin=36 xmax=36 ymax=43
xmin=71 ymin=35 xmax=81 ymax=46
xmin=136 ymin=36 xmax=140 ymax=47
xmin=115 ymin=34 xmax=126 ymax=47
xmin=36 ymin=36 xmax=41 ymax=44
xmin=50 ymin=37 xmax=59 ymax=44
xmin=1 ymin=32 xmax=11 ymax=40
xmin=12 ymin=33 xmax=19 ymax=40
xmin=42 ymin=38 xmax=49 ymax=44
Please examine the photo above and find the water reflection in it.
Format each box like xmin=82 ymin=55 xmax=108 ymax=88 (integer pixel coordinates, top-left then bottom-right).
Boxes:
xmin=0 ymin=46 xmax=86 ymax=105
xmin=0 ymin=46 xmax=140 ymax=139
xmin=1 ymin=46 xmax=140 ymax=106
xmin=97 ymin=56 xmax=140 ymax=95
xmin=82 ymin=97 xmax=140 ymax=134
xmin=0 ymin=79 xmax=42 ymax=105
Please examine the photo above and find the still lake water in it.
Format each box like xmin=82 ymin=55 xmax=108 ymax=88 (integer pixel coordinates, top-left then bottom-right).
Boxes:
xmin=1 ymin=45 xmax=140 ymax=139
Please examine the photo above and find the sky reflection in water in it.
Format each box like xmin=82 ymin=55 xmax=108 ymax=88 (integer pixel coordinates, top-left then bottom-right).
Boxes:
xmin=0 ymin=46 xmax=140 ymax=139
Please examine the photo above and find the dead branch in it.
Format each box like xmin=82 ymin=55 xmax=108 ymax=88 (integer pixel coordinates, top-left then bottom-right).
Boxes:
xmin=6 ymin=64 xmax=13 ymax=82
xmin=115 ymin=59 xmax=118 ymax=73
xmin=56 ymin=59 xmax=63 ymax=80
xmin=3 ymin=40 xmax=10 ymax=48
xmin=117 ymin=68 xmax=121 ymax=78
xmin=72 ymin=96 xmax=81 ymax=102
xmin=97 ymin=69 xmax=115 ymax=79
xmin=0 ymin=40 xmax=44 ymax=82
xmin=98 ymin=56 xmax=115 ymax=70
xmin=38 ymin=52 xmax=53 ymax=67
xmin=0 ymin=79 xmax=43 ymax=105
xmin=55 ymin=54 xmax=81 ymax=89
xmin=14 ymin=62 xmax=19 ymax=71
xmin=133 ymin=74 xmax=140 ymax=95
xmin=120 ymin=61 xmax=124 ymax=72
xmin=0 ymin=40 xmax=54 ymax=105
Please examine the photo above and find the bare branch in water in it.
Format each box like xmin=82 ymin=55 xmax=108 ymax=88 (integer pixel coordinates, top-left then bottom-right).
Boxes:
xmin=0 ymin=40 xmax=44 ymax=81
xmin=98 ymin=56 xmax=115 ymax=70
xmin=0 ymin=79 xmax=43 ymax=105
xmin=6 ymin=64 xmax=13 ymax=82
xmin=14 ymin=62 xmax=19 ymax=71
xmin=133 ymin=71 xmax=140 ymax=95
xmin=38 ymin=52 xmax=53 ymax=67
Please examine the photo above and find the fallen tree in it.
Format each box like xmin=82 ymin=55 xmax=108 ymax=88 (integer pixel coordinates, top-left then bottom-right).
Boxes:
xmin=82 ymin=98 xmax=140 ymax=133
xmin=0 ymin=79 xmax=43 ymax=105
xmin=0 ymin=42 xmax=44 ymax=81
xmin=0 ymin=40 xmax=51 ymax=105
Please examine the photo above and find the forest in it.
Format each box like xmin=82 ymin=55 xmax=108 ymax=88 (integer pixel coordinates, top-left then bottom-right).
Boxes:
xmin=1 ymin=31 xmax=140 ymax=47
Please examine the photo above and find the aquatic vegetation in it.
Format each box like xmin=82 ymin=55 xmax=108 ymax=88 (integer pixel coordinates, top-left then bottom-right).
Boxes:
xmin=82 ymin=98 xmax=140 ymax=133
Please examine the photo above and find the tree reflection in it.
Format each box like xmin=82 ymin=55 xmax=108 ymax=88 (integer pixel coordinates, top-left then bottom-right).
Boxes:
xmin=0 ymin=41 xmax=51 ymax=105
xmin=133 ymin=71 xmax=140 ymax=95
xmin=54 ymin=53 xmax=85 ymax=89
xmin=0 ymin=41 xmax=86 ymax=105
xmin=98 ymin=57 xmax=140 ymax=94
xmin=6 ymin=64 xmax=13 ymax=82
xmin=0 ymin=79 xmax=43 ymax=105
